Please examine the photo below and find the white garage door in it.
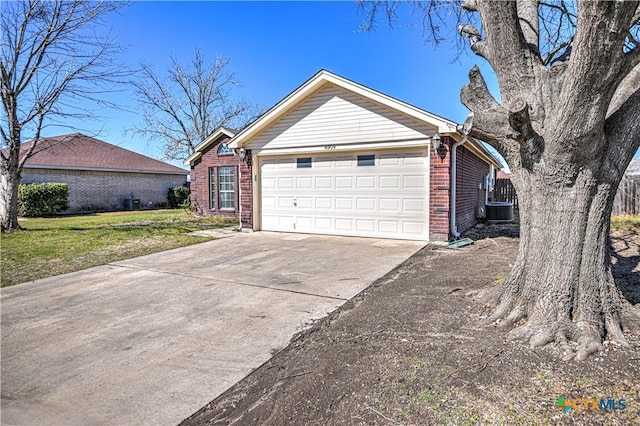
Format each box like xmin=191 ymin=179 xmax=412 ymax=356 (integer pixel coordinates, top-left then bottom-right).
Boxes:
xmin=260 ymin=149 xmax=429 ymax=240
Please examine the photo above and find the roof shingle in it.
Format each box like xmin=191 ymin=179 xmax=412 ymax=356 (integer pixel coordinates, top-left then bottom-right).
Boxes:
xmin=19 ymin=134 xmax=188 ymax=175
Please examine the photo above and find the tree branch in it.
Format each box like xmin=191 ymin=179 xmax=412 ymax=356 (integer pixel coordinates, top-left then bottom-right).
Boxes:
xmin=603 ymin=87 xmax=640 ymax=182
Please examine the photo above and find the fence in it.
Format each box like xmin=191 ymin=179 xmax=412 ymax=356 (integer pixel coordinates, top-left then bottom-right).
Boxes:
xmin=494 ymin=178 xmax=518 ymax=209
xmin=613 ymin=176 xmax=639 ymax=216
xmin=493 ymin=176 xmax=638 ymax=216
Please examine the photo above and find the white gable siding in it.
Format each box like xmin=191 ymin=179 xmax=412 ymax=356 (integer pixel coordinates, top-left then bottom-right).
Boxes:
xmin=246 ymin=83 xmax=435 ymax=151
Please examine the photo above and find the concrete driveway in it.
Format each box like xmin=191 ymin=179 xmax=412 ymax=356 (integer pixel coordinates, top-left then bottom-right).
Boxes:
xmin=1 ymin=231 xmax=424 ymax=425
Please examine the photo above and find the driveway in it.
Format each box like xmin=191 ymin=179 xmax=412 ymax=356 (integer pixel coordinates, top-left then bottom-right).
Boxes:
xmin=1 ymin=232 xmax=424 ymax=425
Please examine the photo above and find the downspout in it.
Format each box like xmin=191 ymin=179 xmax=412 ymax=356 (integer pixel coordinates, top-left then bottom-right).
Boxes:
xmin=450 ymin=112 xmax=474 ymax=239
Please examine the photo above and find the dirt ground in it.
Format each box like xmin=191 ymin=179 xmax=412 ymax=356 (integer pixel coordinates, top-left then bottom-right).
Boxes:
xmin=181 ymin=222 xmax=639 ymax=426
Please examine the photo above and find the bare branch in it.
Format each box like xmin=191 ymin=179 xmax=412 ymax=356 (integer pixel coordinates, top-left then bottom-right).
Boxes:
xmin=1 ymin=0 xmax=130 ymax=231
xmin=130 ymin=50 xmax=262 ymax=161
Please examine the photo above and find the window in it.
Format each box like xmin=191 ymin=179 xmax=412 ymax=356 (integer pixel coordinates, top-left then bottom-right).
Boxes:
xmin=208 ymin=167 xmax=215 ymax=209
xmin=218 ymin=167 xmax=235 ymax=210
xmin=218 ymin=144 xmax=233 ymax=155
xmin=297 ymin=157 xmax=312 ymax=168
xmin=357 ymin=154 xmax=375 ymax=166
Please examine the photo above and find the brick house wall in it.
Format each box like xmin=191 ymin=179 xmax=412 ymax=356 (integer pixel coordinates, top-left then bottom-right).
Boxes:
xmin=455 ymin=145 xmax=491 ymax=234
xmin=21 ymin=168 xmax=187 ymax=213
xmin=190 ymin=134 xmax=253 ymax=227
xmin=429 ymin=136 xmax=453 ymax=241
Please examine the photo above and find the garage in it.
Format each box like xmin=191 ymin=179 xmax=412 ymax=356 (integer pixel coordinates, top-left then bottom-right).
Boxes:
xmin=218 ymin=70 xmax=503 ymax=241
xmin=259 ymin=149 xmax=429 ymax=240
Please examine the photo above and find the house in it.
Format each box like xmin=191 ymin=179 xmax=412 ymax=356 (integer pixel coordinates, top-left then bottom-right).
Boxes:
xmin=18 ymin=134 xmax=189 ymax=213
xmin=185 ymin=70 xmax=502 ymax=241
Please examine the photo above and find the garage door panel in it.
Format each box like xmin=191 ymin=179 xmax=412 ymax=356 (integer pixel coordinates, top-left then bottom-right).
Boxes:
xmin=356 ymin=198 xmax=376 ymax=210
xmin=296 ymin=177 xmax=313 ymax=188
xmin=356 ymin=219 xmax=375 ymax=232
xmin=315 ymin=177 xmax=332 ymax=188
xmin=380 ymin=175 xmax=400 ymax=188
xmin=335 ymin=176 xmax=353 ymax=188
xmin=356 ymin=176 xmax=376 ymax=189
xmin=296 ymin=197 xmax=313 ymax=209
xmin=403 ymin=175 xmax=425 ymax=189
xmin=260 ymin=149 xmax=428 ymax=240
xmin=379 ymin=221 xmax=399 ymax=233
xmin=335 ymin=218 xmax=354 ymax=231
xmin=315 ymin=197 xmax=332 ymax=209
xmin=315 ymin=217 xmax=333 ymax=230
xmin=335 ymin=198 xmax=353 ymax=210
xmin=403 ymin=198 xmax=425 ymax=212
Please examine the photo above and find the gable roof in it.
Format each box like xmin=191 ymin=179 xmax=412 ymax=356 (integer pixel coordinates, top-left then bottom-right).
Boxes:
xmin=227 ymin=70 xmax=459 ymax=150
xmin=183 ymin=127 xmax=236 ymax=166
xmin=19 ymin=134 xmax=188 ymax=175
xmin=225 ymin=69 xmax=503 ymax=169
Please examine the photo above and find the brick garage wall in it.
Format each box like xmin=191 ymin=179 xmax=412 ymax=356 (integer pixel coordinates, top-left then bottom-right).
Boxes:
xmin=455 ymin=145 xmax=490 ymax=233
xmin=429 ymin=136 xmax=452 ymax=241
xmin=21 ymin=168 xmax=187 ymax=213
xmin=190 ymin=135 xmax=253 ymax=228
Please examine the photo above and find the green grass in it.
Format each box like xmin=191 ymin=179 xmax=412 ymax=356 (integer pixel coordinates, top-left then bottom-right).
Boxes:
xmin=0 ymin=210 xmax=237 ymax=287
xmin=611 ymin=214 xmax=640 ymax=232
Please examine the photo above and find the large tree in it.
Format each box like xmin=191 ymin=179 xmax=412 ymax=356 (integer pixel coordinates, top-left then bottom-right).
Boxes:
xmin=130 ymin=50 xmax=261 ymax=161
xmin=1 ymin=0 xmax=128 ymax=232
xmin=365 ymin=0 xmax=640 ymax=360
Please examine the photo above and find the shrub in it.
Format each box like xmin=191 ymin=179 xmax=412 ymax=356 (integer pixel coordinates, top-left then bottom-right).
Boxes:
xmin=18 ymin=182 xmax=69 ymax=217
xmin=167 ymin=186 xmax=190 ymax=208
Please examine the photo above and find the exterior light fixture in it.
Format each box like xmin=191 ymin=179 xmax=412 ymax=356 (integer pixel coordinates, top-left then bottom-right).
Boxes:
xmin=238 ymin=148 xmax=247 ymax=162
xmin=432 ymin=133 xmax=442 ymax=152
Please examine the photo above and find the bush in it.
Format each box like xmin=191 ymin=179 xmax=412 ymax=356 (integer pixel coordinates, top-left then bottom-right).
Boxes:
xmin=18 ymin=183 xmax=69 ymax=217
xmin=167 ymin=186 xmax=190 ymax=208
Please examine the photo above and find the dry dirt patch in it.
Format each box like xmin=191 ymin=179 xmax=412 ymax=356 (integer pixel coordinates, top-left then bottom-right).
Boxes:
xmin=182 ymin=225 xmax=639 ymax=426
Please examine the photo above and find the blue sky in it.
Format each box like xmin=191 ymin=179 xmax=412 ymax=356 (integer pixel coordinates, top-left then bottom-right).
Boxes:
xmin=42 ymin=1 xmax=637 ymax=167
xmin=41 ymin=1 xmax=502 ymax=169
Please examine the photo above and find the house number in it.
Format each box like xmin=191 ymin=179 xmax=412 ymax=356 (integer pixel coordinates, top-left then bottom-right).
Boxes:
xmin=324 ymin=144 xmax=336 ymax=150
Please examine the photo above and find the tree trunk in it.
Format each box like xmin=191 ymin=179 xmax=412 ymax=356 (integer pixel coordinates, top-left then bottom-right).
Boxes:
xmin=0 ymin=167 xmax=21 ymax=232
xmin=478 ymin=161 xmax=636 ymax=361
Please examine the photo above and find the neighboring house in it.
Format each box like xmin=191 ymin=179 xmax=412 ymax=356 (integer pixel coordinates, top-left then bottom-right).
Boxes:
xmin=186 ymin=70 xmax=502 ymax=241
xmin=17 ymin=133 xmax=188 ymax=213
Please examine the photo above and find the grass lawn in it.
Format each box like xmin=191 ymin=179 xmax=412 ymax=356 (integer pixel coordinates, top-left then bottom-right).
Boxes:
xmin=0 ymin=210 xmax=237 ymax=287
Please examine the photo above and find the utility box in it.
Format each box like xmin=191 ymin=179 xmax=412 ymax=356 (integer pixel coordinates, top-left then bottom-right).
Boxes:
xmin=124 ymin=198 xmax=141 ymax=210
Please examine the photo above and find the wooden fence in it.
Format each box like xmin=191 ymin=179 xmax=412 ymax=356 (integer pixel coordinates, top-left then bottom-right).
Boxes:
xmin=493 ymin=176 xmax=639 ymax=216
xmin=613 ymin=176 xmax=639 ymax=216
xmin=494 ymin=178 xmax=519 ymax=209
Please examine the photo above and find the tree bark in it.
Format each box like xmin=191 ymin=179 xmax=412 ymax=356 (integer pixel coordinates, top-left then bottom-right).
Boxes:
xmin=478 ymin=159 xmax=638 ymax=361
xmin=0 ymin=167 xmax=21 ymax=232
xmin=459 ymin=0 xmax=640 ymax=360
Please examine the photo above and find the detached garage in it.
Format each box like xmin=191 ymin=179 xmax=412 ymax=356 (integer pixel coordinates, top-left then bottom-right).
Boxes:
xmin=188 ymin=70 xmax=502 ymax=241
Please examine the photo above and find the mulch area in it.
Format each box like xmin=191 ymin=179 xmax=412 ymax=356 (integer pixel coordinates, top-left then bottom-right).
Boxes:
xmin=181 ymin=222 xmax=639 ymax=425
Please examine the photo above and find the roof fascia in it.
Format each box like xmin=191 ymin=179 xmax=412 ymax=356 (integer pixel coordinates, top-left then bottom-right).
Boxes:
xmin=444 ymin=131 xmax=503 ymax=169
xmin=184 ymin=127 xmax=236 ymax=165
xmin=23 ymin=164 xmax=188 ymax=175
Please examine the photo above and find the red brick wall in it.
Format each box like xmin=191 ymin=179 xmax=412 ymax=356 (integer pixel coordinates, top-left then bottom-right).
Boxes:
xmin=455 ymin=145 xmax=490 ymax=234
xmin=190 ymin=135 xmax=253 ymax=228
xmin=429 ymin=136 xmax=452 ymax=241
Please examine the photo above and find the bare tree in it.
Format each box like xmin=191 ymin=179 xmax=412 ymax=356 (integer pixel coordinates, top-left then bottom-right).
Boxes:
xmin=1 ymin=0 xmax=129 ymax=232
xmin=362 ymin=0 xmax=640 ymax=360
xmin=130 ymin=50 xmax=261 ymax=162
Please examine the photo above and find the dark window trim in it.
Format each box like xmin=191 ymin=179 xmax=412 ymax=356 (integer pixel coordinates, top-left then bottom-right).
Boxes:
xmin=357 ymin=154 xmax=375 ymax=167
xmin=297 ymin=157 xmax=312 ymax=168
